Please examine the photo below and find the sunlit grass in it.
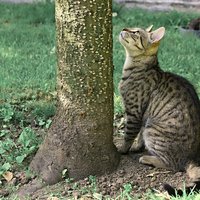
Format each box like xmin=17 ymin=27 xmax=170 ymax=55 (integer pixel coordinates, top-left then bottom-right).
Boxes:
xmin=0 ymin=2 xmax=56 ymax=100
xmin=1 ymin=2 xmax=200 ymax=107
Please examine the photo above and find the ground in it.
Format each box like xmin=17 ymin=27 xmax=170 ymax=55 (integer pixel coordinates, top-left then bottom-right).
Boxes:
xmin=0 ymin=123 xmax=189 ymax=199
xmin=0 ymin=115 xmax=194 ymax=199
xmin=28 ymin=152 xmax=187 ymax=199
xmin=17 ymin=148 xmax=187 ymax=199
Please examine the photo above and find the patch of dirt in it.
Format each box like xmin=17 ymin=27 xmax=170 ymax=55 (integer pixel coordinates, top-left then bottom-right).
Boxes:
xmin=0 ymin=115 xmax=189 ymax=199
xmin=2 ymin=152 xmax=188 ymax=199
xmin=14 ymin=137 xmax=188 ymax=199
xmin=25 ymin=151 xmax=188 ymax=199
xmin=97 ymin=154 xmax=186 ymax=197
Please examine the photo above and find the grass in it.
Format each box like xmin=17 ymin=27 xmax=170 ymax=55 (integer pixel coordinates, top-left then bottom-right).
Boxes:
xmin=0 ymin=1 xmax=200 ymax=199
xmin=1 ymin=2 xmax=200 ymax=105
xmin=0 ymin=1 xmax=56 ymax=100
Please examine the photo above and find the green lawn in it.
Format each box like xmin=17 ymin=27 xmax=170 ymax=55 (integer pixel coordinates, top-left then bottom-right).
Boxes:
xmin=0 ymin=2 xmax=200 ymax=102
xmin=0 ymin=1 xmax=200 ymax=199
xmin=0 ymin=2 xmax=56 ymax=100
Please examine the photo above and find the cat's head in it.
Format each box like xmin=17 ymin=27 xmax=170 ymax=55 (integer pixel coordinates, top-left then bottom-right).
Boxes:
xmin=119 ymin=25 xmax=165 ymax=57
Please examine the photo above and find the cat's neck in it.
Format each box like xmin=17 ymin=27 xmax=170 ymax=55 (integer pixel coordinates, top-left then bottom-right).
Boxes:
xmin=123 ymin=54 xmax=158 ymax=71
xmin=122 ymin=54 xmax=159 ymax=80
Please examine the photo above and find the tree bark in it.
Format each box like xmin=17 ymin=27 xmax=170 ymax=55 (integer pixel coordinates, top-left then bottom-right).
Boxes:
xmin=29 ymin=0 xmax=120 ymax=185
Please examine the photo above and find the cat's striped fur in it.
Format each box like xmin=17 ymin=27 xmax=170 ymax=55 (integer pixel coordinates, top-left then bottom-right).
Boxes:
xmin=118 ymin=25 xmax=200 ymax=193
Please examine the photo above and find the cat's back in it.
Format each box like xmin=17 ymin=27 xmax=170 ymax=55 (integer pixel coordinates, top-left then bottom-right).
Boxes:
xmin=147 ymin=71 xmax=200 ymax=124
xmin=143 ymin=71 xmax=200 ymax=169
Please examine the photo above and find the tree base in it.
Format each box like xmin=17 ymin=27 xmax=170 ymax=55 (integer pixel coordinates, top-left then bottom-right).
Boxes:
xmin=29 ymin=108 xmax=120 ymax=185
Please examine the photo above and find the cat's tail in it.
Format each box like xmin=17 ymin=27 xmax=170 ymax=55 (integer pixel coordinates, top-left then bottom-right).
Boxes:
xmin=164 ymin=163 xmax=200 ymax=196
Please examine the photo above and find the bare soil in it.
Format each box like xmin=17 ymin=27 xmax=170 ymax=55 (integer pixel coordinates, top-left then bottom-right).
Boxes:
xmin=1 ymin=148 xmax=188 ymax=199
xmin=11 ymin=137 xmax=188 ymax=200
xmin=27 ymin=147 xmax=188 ymax=199
xmin=0 ymin=116 xmax=189 ymax=199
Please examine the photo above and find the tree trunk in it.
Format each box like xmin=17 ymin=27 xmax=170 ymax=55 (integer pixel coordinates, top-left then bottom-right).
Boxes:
xmin=29 ymin=0 xmax=120 ymax=185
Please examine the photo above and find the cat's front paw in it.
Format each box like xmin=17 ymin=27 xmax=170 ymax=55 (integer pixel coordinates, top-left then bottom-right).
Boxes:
xmin=129 ymin=141 xmax=144 ymax=152
xmin=117 ymin=140 xmax=133 ymax=154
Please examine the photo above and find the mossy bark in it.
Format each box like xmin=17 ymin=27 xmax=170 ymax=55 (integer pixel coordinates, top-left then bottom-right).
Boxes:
xmin=29 ymin=0 xmax=120 ymax=184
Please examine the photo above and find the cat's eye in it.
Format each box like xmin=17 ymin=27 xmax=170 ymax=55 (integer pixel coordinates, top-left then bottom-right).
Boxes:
xmin=132 ymin=31 xmax=139 ymax=34
xmin=122 ymin=28 xmax=139 ymax=35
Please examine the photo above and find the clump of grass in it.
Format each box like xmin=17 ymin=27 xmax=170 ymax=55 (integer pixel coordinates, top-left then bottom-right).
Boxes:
xmin=146 ymin=187 xmax=200 ymax=200
xmin=114 ymin=93 xmax=123 ymax=114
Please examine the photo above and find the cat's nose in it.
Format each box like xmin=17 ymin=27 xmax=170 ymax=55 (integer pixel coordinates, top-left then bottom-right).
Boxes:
xmin=120 ymin=31 xmax=128 ymax=38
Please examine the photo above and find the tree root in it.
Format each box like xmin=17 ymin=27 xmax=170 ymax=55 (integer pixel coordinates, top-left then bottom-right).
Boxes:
xmin=17 ymin=178 xmax=46 ymax=199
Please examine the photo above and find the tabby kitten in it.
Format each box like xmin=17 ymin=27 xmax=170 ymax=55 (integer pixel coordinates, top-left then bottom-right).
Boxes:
xmin=118 ymin=25 xmax=200 ymax=192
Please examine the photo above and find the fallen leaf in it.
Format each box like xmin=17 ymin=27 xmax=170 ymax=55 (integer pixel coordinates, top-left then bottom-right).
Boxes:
xmin=79 ymin=194 xmax=93 ymax=200
xmin=47 ymin=197 xmax=59 ymax=200
xmin=3 ymin=171 xmax=13 ymax=182
xmin=147 ymin=171 xmax=171 ymax=177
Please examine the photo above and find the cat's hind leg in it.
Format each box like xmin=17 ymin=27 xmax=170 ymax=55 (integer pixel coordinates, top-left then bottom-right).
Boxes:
xmin=139 ymin=124 xmax=169 ymax=169
xmin=139 ymin=155 xmax=167 ymax=169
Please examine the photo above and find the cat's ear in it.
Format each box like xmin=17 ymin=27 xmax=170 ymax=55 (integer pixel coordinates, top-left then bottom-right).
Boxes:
xmin=150 ymin=27 xmax=165 ymax=43
xmin=146 ymin=25 xmax=153 ymax=32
